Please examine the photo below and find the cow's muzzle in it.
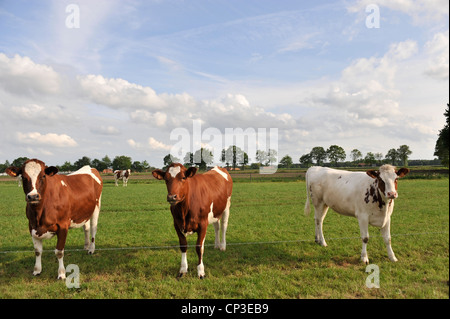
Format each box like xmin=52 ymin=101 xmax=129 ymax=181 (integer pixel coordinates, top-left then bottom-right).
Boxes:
xmin=26 ymin=193 xmax=41 ymax=204
xmin=167 ymin=194 xmax=183 ymax=205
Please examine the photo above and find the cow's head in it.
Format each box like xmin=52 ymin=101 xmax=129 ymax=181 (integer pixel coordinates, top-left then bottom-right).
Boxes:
xmin=6 ymin=159 xmax=58 ymax=205
xmin=366 ymin=165 xmax=409 ymax=199
xmin=152 ymin=163 xmax=197 ymax=206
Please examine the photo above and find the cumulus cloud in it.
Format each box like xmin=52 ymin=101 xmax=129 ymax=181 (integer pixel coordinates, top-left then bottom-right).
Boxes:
xmin=0 ymin=53 xmax=60 ymax=96
xmin=148 ymin=137 xmax=172 ymax=150
xmin=423 ymin=31 xmax=449 ymax=80
xmin=16 ymin=132 xmax=78 ymax=147
xmin=77 ymin=74 xmax=167 ymax=110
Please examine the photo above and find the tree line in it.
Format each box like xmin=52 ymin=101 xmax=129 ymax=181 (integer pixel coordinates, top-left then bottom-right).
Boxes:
xmin=295 ymin=144 xmax=413 ymax=168
xmin=0 ymin=155 xmax=154 ymax=173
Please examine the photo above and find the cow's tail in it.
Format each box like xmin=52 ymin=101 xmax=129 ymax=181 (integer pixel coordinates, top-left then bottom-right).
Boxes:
xmin=304 ymin=169 xmax=311 ymax=216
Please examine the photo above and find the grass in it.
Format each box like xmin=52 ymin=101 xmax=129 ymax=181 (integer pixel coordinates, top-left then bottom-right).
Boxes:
xmin=0 ymin=177 xmax=448 ymax=299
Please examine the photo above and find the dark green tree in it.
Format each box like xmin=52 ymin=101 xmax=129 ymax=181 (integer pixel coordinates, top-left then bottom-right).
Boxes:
xmin=434 ymin=103 xmax=449 ymax=167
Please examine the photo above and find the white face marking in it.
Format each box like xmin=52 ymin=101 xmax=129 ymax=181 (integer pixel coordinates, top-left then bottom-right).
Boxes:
xmin=69 ymin=165 xmax=101 ymax=185
xmin=61 ymin=181 xmax=67 ymax=187
xmin=24 ymin=161 xmax=42 ymax=196
xmin=212 ymin=166 xmax=228 ymax=181
xmin=168 ymin=166 xmax=181 ymax=178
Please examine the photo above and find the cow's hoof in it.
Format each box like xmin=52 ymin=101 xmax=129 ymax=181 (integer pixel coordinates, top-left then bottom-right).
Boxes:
xmin=177 ymin=272 xmax=186 ymax=280
xmin=198 ymin=275 xmax=205 ymax=280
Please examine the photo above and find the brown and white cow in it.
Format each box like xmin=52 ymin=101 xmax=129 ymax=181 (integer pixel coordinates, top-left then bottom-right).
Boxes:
xmin=6 ymin=159 xmax=103 ymax=279
xmin=114 ymin=169 xmax=131 ymax=187
xmin=152 ymin=163 xmax=233 ymax=279
xmin=304 ymin=164 xmax=409 ymax=264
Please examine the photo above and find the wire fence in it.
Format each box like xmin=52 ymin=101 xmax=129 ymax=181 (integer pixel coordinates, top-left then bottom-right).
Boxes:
xmin=1 ymin=231 xmax=447 ymax=255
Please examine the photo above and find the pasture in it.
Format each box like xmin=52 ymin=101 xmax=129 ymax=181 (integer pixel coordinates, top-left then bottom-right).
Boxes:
xmin=0 ymin=176 xmax=448 ymax=299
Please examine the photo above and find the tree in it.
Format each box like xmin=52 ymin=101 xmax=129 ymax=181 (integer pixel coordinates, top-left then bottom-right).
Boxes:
xmin=183 ymin=152 xmax=194 ymax=167
xmin=222 ymin=146 xmax=247 ymax=169
xmin=397 ymin=145 xmax=412 ymax=166
xmin=327 ymin=145 xmax=346 ymax=166
xmin=255 ymin=150 xmax=266 ymax=165
xmin=364 ymin=152 xmax=376 ymax=166
xmin=112 ymin=155 xmax=132 ymax=170
xmin=279 ymin=155 xmax=293 ymax=168
xmin=434 ymin=103 xmax=449 ymax=167
xmin=163 ymin=154 xmax=179 ymax=168
xmin=194 ymin=148 xmax=213 ymax=170
xmin=310 ymin=146 xmax=327 ymax=166
xmin=385 ymin=148 xmax=399 ymax=165
xmin=91 ymin=158 xmax=108 ymax=172
xmin=374 ymin=152 xmax=383 ymax=164
xmin=12 ymin=157 xmax=29 ymax=167
xmin=74 ymin=156 xmax=91 ymax=170
xmin=266 ymin=149 xmax=277 ymax=165
xmin=102 ymin=155 xmax=112 ymax=169
xmin=299 ymin=153 xmax=313 ymax=167
xmin=59 ymin=161 xmax=74 ymax=172
xmin=351 ymin=149 xmax=362 ymax=163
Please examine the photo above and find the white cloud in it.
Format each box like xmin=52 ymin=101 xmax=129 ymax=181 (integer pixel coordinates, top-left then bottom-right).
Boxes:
xmin=148 ymin=137 xmax=171 ymax=150
xmin=90 ymin=125 xmax=121 ymax=135
xmin=0 ymin=53 xmax=60 ymax=96
xmin=77 ymin=74 xmax=167 ymax=110
xmin=17 ymin=132 xmax=78 ymax=147
xmin=423 ymin=30 xmax=449 ymax=80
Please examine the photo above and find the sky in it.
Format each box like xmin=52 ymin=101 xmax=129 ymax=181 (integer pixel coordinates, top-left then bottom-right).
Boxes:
xmin=0 ymin=0 xmax=448 ymax=168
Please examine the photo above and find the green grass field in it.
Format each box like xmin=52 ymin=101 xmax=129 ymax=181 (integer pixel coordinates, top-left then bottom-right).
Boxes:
xmin=0 ymin=177 xmax=448 ymax=299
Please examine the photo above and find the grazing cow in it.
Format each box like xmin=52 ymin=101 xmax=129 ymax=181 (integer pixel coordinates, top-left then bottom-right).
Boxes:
xmin=114 ymin=169 xmax=131 ymax=187
xmin=304 ymin=164 xmax=409 ymax=264
xmin=6 ymin=159 xmax=103 ymax=279
xmin=152 ymin=163 xmax=233 ymax=279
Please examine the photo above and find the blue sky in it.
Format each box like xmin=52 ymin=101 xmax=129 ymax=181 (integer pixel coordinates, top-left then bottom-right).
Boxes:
xmin=0 ymin=0 xmax=448 ymax=168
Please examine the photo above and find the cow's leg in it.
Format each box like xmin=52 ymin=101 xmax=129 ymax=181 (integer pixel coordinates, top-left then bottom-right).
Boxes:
xmin=196 ymin=227 xmax=207 ymax=279
xmin=115 ymin=178 xmax=118 ymax=186
xmin=381 ymin=220 xmax=397 ymax=262
xmin=314 ymin=202 xmax=329 ymax=246
xmin=31 ymin=236 xmax=43 ymax=276
xmin=83 ymin=221 xmax=91 ymax=250
xmin=55 ymin=228 xmax=68 ymax=280
xmin=175 ymin=227 xmax=188 ymax=278
xmin=219 ymin=199 xmax=230 ymax=251
xmin=358 ymin=215 xmax=370 ymax=264
xmin=213 ymin=221 xmax=220 ymax=249
xmin=88 ymin=195 xmax=101 ymax=254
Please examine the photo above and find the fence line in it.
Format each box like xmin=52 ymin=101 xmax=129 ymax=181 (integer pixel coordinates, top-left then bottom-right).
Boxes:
xmin=0 ymin=231 xmax=447 ymax=255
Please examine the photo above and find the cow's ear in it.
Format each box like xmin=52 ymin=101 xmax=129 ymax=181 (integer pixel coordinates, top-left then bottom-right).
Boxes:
xmin=5 ymin=167 xmax=22 ymax=178
xmin=45 ymin=166 xmax=58 ymax=176
xmin=366 ymin=170 xmax=379 ymax=179
xmin=185 ymin=167 xmax=197 ymax=178
xmin=152 ymin=169 xmax=165 ymax=180
xmin=396 ymin=168 xmax=410 ymax=178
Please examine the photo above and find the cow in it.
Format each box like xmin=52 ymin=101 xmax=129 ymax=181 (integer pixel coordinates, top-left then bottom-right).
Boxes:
xmin=304 ymin=164 xmax=409 ymax=264
xmin=152 ymin=163 xmax=233 ymax=279
xmin=6 ymin=159 xmax=103 ymax=279
xmin=114 ymin=169 xmax=131 ymax=187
